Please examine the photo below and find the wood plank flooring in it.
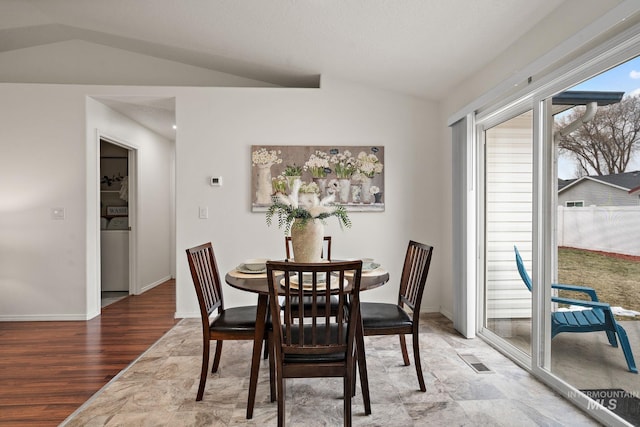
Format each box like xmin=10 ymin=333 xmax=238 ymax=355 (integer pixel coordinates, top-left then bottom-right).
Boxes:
xmin=0 ymin=280 xmax=179 ymax=426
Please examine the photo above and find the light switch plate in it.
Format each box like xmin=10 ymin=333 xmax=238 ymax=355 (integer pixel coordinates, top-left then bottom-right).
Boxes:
xmin=199 ymin=206 xmax=208 ymax=219
xmin=51 ymin=207 xmax=65 ymax=220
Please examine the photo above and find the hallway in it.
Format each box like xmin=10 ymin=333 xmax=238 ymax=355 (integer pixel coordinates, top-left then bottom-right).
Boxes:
xmin=0 ymin=280 xmax=178 ymax=426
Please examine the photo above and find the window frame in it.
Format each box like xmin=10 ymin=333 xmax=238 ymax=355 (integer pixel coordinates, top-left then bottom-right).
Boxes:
xmin=457 ymin=15 xmax=640 ymax=427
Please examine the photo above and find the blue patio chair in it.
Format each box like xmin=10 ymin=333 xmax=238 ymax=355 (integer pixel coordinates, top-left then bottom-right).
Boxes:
xmin=514 ymin=245 xmax=637 ymax=373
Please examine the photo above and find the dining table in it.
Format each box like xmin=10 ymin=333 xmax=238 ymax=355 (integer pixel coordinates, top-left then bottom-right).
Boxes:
xmin=225 ymin=260 xmax=390 ymax=419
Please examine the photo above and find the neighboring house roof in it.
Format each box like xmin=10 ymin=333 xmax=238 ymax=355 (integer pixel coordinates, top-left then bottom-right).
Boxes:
xmin=559 ymin=170 xmax=640 ymax=193
xmin=630 ymin=185 xmax=640 ymax=195
xmin=558 ymin=178 xmax=576 ymax=191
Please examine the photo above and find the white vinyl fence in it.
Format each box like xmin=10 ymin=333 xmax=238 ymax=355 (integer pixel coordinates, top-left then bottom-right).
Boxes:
xmin=557 ymin=206 xmax=640 ymax=257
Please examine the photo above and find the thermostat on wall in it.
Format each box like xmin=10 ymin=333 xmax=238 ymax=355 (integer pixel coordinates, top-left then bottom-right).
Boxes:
xmin=210 ymin=176 xmax=223 ymax=186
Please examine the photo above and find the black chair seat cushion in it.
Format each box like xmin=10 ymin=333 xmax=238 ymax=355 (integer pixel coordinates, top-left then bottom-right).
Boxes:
xmin=361 ymin=302 xmax=412 ymax=330
xmin=290 ymin=295 xmax=340 ymax=310
xmin=210 ymin=305 xmax=259 ymax=333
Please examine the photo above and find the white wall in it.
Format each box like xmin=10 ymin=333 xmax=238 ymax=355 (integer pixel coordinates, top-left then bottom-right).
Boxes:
xmin=0 ymin=78 xmax=443 ymax=320
xmin=0 ymin=85 xmax=174 ymax=320
xmin=0 ymin=37 xmax=300 ymax=320
xmin=0 ymin=85 xmax=88 ymax=319
xmin=175 ymin=77 xmax=443 ymax=317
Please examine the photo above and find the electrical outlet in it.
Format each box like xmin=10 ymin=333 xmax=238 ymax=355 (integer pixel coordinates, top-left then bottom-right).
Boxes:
xmin=199 ymin=206 xmax=208 ymax=219
xmin=210 ymin=176 xmax=223 ymax=186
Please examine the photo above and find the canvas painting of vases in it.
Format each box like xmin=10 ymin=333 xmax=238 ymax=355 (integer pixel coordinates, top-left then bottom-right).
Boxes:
xmin=251 ymin=145 xmax=384 ymax=212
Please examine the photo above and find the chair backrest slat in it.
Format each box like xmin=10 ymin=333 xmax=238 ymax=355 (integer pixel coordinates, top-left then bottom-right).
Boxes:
xmin=514 ymin=246 xmax=533 ymax=291
xmin=398 ymin=241 xmax=434 ymax=313
xmin=267 ymin=260 xmax=362 ymax=357
xmin=186 ymin=243 xmax=224 ymax=323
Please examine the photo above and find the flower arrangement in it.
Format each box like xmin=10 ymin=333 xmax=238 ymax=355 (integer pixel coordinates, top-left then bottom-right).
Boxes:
xmin=298 ymin=181 xmax=320 ymax=195
xmin=283 ymin=163 xmax=303 ymax=176
xmin=252 ymin=148 xmax=282 ymax=167
xmin=271 ymin=175 xmax=287 ymax=194
xmin=304 ymin=150 xmax=330 ymax=178
xmin=369 ymin=185 xmax=380 ymax=195
xmin=355 ymin=151 xmax=383 ymax=178
xmin=266 ymin=180 xmax=351 ymax=234
xmin=330 ymin=150 xmax=357 ymax=179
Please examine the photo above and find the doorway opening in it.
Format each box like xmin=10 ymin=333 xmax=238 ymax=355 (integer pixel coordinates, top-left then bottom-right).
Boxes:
xmin=99 ymin=137 xmax=135 ymax=308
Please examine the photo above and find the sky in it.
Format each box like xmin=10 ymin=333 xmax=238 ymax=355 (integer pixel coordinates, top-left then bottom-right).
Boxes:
xmin=556 ymin=55 xmax=640 ymax=178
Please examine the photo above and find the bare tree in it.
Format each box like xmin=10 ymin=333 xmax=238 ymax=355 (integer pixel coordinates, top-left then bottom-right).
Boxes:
xmin=556 ymin=95 xmax=640 ymax=176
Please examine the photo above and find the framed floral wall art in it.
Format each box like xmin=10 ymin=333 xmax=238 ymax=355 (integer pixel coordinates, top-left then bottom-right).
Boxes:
xmin=251 ymin=145 xmax=384 ymax=212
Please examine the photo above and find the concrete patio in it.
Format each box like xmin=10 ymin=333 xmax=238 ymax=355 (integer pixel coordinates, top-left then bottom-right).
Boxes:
xmin=489 ymin=318 xmax=640 ymax=394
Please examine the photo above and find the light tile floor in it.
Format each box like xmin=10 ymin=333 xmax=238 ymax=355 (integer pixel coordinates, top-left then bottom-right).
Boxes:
xmin=62 ymin=314 xmax=600 ymax=426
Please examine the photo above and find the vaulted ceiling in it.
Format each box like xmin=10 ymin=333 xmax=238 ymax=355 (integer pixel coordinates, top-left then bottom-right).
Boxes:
xmin=1 ymin=0 xmax=568 ymax=139
xmin=2 ymin=0 xmax=569 ymax=99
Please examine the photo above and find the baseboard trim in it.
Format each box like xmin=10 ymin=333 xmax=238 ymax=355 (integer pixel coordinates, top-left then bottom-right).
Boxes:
xmin=439 ymin=307 xmax=454 ymax=321
xmin=174 ymin=311 xmax=199 ymax=319
xmin=0 ymin=314 xmax=90 ymax=321
xmin=138 ymin=275 xmax=172 ymax=294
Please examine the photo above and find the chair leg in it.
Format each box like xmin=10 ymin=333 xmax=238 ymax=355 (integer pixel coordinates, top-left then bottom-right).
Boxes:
xmin=264 ymin=298 xmax=272 ymax=360
xmin=277 ymin=373 xmax=285 ymax=427
xmin=351 ymin=351 xmax=357 ymax=397
xmin=268 ymin=333 xmax=276 ymax=402
xmin=211 ymin=340 xmax=223 ymax=373
xmin=399 ymin=334 xmax=410 ymax=366
xmin=615 ymin=324 xmax=638 ymax=373
xmin=344 ymin=375 xmax=352 ymax=427
xmin=196 ymin=338 xmax=210 ymax=401
xmin=605 ymin=330 xmax=619 ymax=347
xmin=356 ymin=323 xmax=371 ymax=415
xmin=412 ymin=331 xmax=426 ymax=392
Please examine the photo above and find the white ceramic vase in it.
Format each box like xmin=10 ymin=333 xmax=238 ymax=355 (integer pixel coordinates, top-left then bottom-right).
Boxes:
xmin=338 ymin=178 xmax=351 ymax=203
xmin=360 ymin=176 xmax=373 ymax=203
xmin=351 ymin=184 xmax=361 ymax=203
xmin=255 ymin=164 xmax=273 ymax=204
xmin=290 ymin=218 xmax=324 ymax=263
xmin=286 ymin=175 xmax=301 ymax=192
xmin=313 ymin=177 xmax=327 ymax=198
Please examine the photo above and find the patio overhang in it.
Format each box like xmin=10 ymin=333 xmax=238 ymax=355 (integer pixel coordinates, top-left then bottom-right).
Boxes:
xmin=551 ymin=90 xmax=624 ymax=115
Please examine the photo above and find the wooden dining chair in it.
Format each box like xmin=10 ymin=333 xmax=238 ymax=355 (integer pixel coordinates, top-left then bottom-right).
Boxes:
xmin=186 ymin=242 xmax=274 ymax=401
xmin=266 ymin=260 xmax=366 ymax=427
xmin=284 ymin=235 xmax=336 ymax=317
xmin=359 ymin=240 xmax=434 ymax=392
xmin=285 ymin=235 xmax=332 ymax=260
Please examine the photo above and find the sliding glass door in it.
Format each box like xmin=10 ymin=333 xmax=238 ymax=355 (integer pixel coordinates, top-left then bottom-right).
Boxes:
xmin=548 ymin=58 xmax=640 ymax=425
xmin=476 ymin=53 xmax=640 ymax=426
xmin=481 ymin=110 xmax=534 ymax=361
